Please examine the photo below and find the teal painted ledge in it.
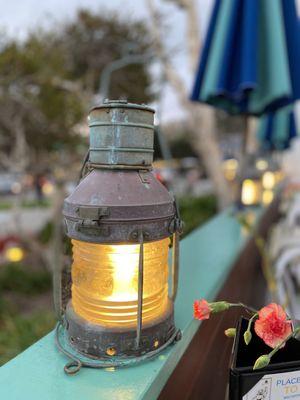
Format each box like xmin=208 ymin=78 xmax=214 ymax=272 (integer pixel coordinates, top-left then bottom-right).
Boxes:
xmin=0 ymin=208 xmax=253 ymax=400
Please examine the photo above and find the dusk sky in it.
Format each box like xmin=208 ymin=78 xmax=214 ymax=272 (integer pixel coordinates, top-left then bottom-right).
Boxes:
xmin=0 ymin=0 xmax=214 ymax=122
xmin=2 ymin=1 xmax=299 ymax=124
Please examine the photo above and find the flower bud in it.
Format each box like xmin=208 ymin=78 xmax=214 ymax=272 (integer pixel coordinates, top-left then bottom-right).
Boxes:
xmin=210 ymin=301 xmax=230 ymax=313
xmin=224 ymin=328 xmax=236 ymax=338
xmin=244 ymin=330 xmax=252 ymax=345
xmin=253 ymin=355 xmax=270 ymax=370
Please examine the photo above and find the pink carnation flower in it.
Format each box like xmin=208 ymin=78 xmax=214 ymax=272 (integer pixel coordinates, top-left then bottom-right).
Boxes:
xmin=193 ymin=299 xmax=212 ymax=320
xmin=254 ymin=303 xmax=292 ymax=349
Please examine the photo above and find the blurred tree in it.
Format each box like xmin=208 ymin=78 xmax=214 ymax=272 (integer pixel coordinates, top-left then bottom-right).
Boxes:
xmin=0 ymin=10 xmax=153 ymax=173
xmin=62 ymin=10 xmax=153 ymax=102
xmin=146 ymin=0 xmax=231 ymax=209
xmin=0 ymin=10 xmax=154 ymax=281
xmin=215 ymin=110 xmax=244 ymax=136
xmin=169 ymin=136 xmax=199 ymax=159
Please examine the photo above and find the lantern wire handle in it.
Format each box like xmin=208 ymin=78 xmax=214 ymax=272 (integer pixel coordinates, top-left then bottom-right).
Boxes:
xmin=53 ymin=262 xmax=63 ymax=322
xmin=55 ymin=321 xmax=83 ymax=375
xmin=78 ymin=150 xmax=90 ymax=182
xmin=64 ymin=360 xmax=82 ymax=375
xmin=170 ymin=197 xmax=182 ymax=301
xmin=171 ymin=231 xmax=179 ymax=301
xmin=136 ymin=230 xmax=144 ymax=348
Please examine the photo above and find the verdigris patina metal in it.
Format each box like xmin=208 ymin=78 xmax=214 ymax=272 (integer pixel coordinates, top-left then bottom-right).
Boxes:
xmin=88 ymin=99 xmax=155 ymax=166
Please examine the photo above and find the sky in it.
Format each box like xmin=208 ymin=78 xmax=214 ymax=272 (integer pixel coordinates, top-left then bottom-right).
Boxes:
xmin=3 ymin=0 xmax=299 ymax=126
xmin=0 ymin=0 xmax=214 ymax=123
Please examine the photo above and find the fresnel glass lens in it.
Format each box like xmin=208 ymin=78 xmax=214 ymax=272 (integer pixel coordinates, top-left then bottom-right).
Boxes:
xmin=71 ymin=238 xmax=170 ymax=327
xmin=57 ymin=100 xmax=182 ymax=372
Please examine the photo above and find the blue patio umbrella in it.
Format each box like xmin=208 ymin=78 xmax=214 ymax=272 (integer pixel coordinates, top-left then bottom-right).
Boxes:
xmin=191 ymin=0 xmax=300 ymax=116
xmin=257 ymin=105 xmax=299 ymax=150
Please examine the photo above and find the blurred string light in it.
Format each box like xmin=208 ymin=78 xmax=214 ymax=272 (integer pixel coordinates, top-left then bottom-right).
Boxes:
xmin=262 ymin=190 xmax=274 ymax=205
xmin=241 ymin=178 xmax=262 ymax=206
xmin=42 ymin=182 xmax=54 ymax=196
xmin=255 ymin=158 xmax=269 ymax=171
xmin=4 ymin=246 xmax=24 ymax=263
xmin=261 ymin=170 xmax=284 ymax=205
xmin=222 ymin=158 xmax=238 ymax=181
xmin=11 ymin=182 xmax=22 ymax=195
xmin=262 ymin=171 xmax=276 ymax=190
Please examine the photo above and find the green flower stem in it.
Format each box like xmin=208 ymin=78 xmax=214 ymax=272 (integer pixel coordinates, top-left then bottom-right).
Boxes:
xmin=247 ymin=313 xmax=258 ymax=331
xmin=229 ymin=303 xmax=258 ymax=314
xmin=269 ymin=326 xmax=300 ymax=359
xmin=244 ymin=313 xmax=258 ymax=345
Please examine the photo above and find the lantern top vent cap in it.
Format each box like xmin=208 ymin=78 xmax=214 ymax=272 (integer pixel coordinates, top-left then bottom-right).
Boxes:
xmin=89 ymin=99 xmax=155 ymax=114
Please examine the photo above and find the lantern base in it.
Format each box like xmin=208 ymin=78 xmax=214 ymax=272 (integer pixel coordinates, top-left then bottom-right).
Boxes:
xmin=55 ymin=319 xmax=181 ymax=375
xmin=65 ymin=301 xmax=176 ymax=359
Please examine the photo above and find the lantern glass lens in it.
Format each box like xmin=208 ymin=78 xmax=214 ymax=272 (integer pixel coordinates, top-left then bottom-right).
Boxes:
xmin=241 ymin=179 xmax=261 ymax=205
xmin=71 ymin=238 xmax=170 ymax=328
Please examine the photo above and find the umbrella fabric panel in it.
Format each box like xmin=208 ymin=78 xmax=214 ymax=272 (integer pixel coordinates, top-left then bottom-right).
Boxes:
xmin=212 ymin=0 xmax=259 ymax=109
xmin=219 ymin=0 xmax=258 ymax=100
xmin=191 ymin=0 xmax=222 ymax=103
xmin=281 ymin=0 xmax=300 ymax=102
xmin=257 ymin=105 xmax=298 ymax=150
xmin=191 ymin=0 xmax=297 ymax=116
xmin=249 ymin=0 xmax=291 ymax=114
xmin=195 ymin=0 xmax=234 ymax=108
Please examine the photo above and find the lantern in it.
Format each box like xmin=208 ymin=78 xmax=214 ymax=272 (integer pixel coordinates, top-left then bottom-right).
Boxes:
xmin=239 ymin=154 xmax=263 ymax=207
xmin=241 ymin=178 xmax=262 ymax=206
xmin=55 ymin=100 xmax=182 ymax=374
xmin=261 ymin=158 xmax=283 ymax=205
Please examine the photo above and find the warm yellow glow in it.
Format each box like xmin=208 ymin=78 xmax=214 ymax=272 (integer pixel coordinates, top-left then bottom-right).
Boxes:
xmin=42 ymin=182 xmax=54 ymax=195
xmin=222 ymin=158 xmax=238 ymax=181
xmin=262 ymin=190 xmax=274 ymax=205
xmin=275 ymin=171 xmax=284 ymax=183
xmin=108 ymin=244 xmax=141 ymax=302
xmin=241 ymin=179 xmax=261 ymax=205
xmin=71 ymin=238 xmax=170 ymax=328
xmin=225 ymin=158 xmax=238 ymax=169
xmin=256 ymin=159 xmax=269 ymax=171
xmin=5 ymin=246 xmax=24 ymax=263
xmin=262 ymin=171 xmax=276 ymax=190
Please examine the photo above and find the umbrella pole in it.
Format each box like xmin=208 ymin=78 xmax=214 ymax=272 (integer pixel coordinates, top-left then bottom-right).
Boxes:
xmin=243 ymin=115 xmax=250 ymax=154
xmin=236 ymin=116 xmax=249 ymax=208
xmin=237 ymin=116 xmax=258 ymax=207
xmin=244 ymin=116 xmax=258 ymax=155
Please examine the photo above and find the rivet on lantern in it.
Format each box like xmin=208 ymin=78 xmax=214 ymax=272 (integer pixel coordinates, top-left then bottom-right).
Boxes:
xmin=106 ymin=347 xmax=117 ymax=357
xmin=54 ymin=100 xmax=182 ymax=374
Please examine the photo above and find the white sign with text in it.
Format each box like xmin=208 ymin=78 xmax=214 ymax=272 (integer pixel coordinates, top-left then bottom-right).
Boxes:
xmin=243 ymin=370 xmax=300 ymax=399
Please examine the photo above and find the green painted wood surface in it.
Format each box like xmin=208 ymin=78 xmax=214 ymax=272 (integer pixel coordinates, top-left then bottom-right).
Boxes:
xmin=0 ymin=209 xmax=251 ymax=400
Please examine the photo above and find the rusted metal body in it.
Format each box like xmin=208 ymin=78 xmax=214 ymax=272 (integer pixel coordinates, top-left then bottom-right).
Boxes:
xmin=63 ymin=169 xmax=176 ymax=243
xmin=57 ymin=100 xmax=182 ymax=373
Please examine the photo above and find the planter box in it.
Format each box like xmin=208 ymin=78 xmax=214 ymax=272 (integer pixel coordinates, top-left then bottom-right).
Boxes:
xmin=230 ymin=318 xmax=300 ymax=399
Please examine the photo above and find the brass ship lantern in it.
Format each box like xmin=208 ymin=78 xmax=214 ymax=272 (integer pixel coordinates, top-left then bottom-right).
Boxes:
xmin=55 ymin=100 xmax=182 ymax=374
